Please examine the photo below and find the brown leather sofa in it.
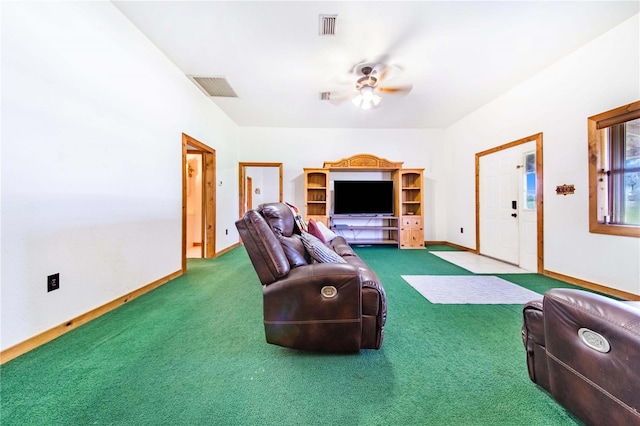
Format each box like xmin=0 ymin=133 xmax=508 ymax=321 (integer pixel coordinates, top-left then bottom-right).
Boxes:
xmin=522 ymin=288 xmax=640 ymax=425
xmin=235 ymin=202 xmax=387 ymax=352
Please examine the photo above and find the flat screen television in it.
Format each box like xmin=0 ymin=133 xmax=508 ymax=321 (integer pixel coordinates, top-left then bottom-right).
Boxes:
xmin=333 ymin=180 xmax=394 ymax=215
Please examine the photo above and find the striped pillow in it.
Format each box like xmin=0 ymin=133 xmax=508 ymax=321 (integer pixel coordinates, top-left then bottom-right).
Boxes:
xmin=300 ymin=232 xmax=346 ymax=264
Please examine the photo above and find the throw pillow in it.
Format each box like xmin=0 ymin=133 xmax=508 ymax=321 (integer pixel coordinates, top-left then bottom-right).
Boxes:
xmin=307 ymin=219 xmax=326 ymax=243
xmin=285 ymin=202 xmax=308 ymax=233
xmin=316 ymin=220 xmax=338 ymax=242
xmin=300 ymin=232 xmax=346 ymax=264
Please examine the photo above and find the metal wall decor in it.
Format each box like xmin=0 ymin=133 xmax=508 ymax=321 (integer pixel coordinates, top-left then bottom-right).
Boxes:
xmin=556 ymin=184 xmax=575 ymax=196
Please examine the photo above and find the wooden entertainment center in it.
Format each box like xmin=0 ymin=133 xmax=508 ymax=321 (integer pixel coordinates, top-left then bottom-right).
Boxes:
xmin=303 ymin=154 xmax=424 ymax=249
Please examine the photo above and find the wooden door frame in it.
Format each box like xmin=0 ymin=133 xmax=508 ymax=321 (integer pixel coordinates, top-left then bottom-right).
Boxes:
xmin=182 ymin=133 xmax=216 ymax=272
xmin=475 ymin=133 xmax=544 ymax=273
xmin=238 ymin=162 xmax=283 ymax=217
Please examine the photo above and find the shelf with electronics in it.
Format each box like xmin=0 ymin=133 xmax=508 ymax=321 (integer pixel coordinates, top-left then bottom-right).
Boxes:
xmin=303 ymin=154 xmax=424 ymax=249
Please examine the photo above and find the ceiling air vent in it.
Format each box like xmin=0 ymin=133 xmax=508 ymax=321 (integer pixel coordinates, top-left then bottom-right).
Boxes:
xmin=191 ymin=77 xmax=238 ymax=97
xmin=320 ymin=92 xmax=331 ymax=101
xmin=319 ymin=15 xmax=337 ymax=36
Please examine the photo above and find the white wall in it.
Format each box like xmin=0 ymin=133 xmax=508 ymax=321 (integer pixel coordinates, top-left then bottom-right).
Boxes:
xmin=237 ymin=128 xmax=447 ymax=241
xmin=245 ymin=166 xmax=280 ymax=208
xmin=445 ymin=14 xmax=640 ymax=295
xmin=1 ymin=2 xmax=240 ymax=351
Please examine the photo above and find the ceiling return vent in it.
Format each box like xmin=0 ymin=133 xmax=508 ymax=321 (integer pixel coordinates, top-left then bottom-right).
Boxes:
xmin=319 ymin=15 xmax=337 ymax=36
xmin=190 ymin=77 xmax=238 ymax=97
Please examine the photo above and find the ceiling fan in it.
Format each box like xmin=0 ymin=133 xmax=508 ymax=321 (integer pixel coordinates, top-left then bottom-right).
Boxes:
xmin=327 ymin=61 xmax=413 ymax=110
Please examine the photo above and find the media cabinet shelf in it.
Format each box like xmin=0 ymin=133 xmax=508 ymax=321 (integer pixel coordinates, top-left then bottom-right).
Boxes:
xmin=304 ymin=154 xmax=424 ymax=249
xmin=303 ymin=168 xmax=330 ymax=226
xmin=330 ymin=216 xmax=400 ymax=247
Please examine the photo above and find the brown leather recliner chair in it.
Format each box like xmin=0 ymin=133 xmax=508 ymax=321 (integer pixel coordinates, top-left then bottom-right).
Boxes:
xmin=235 ymin=202 xmax=387 ymax=352
xmin=522 ymin=288 xmax=640 ymax=425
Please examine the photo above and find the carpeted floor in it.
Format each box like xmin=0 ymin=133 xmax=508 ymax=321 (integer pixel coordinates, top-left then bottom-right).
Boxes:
xmin=0 ymin=246 xmax=584 ymax=425
xmin=401 ymin=275 xmax=542 ymax=304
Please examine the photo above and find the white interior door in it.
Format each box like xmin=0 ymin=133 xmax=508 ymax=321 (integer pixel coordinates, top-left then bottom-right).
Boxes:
xmin=480 ymin=149 xmax=520 ymax=264
xmin=479 ymin=141 xmax=537 ymax=270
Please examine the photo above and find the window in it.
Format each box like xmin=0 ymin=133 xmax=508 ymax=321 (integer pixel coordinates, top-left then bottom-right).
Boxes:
xmin=523 ymin=152 xmax=536 ymax=210
xmin=588 ymin=101 xmax=640 ymax=237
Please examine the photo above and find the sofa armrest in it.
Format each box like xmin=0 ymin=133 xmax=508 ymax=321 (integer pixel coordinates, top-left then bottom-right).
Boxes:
xmin=543 ymin=288 xmax=640 ymax=425
xmin=522 ymin=299 xmax=549 ymax=390
xmin=261 ymin=263 xmax=365 ymax=351
xmin=262 ymin=263 xmax=362 ymax=323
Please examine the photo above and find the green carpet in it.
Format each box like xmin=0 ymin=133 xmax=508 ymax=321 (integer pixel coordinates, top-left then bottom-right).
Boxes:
xmin=0 ymin=246 xmax=582 ymax=425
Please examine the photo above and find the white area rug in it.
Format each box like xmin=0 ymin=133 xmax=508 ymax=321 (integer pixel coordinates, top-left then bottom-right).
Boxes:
xmin=401 ymin=275 xmax=542 ymax=304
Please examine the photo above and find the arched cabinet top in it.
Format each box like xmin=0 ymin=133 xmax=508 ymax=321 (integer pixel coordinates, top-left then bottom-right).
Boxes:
xmin=323 ymin=153 xmax=403 ymax=170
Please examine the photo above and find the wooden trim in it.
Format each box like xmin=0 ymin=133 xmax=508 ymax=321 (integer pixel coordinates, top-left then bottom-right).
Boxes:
xmin=238 ymin=162 xmax=283 ymax=218
xmin=475 ymin=154 xmax=481 ymax=257
xmin=203 ymin=152 xmax=216 ymax=258
xmin=588 ymin=101 xmax=640 ymax=238
xmin=475 ymin=133 xmax=544 ymax=273
xmin=425 ymin=241 xmax=477 ymax=252
xmin=0 ymin=269 xmax=183 ymax=365
xmin=535 ymin=134 xmax=544 ymax=273
xmin=216 ymin=242 xmax=241 ymax=257
xmin=182 ymin=135 xmax=188 ymax=272
xmin=544 ymin=269 xmax=640 ymax=301
xmin=591 ymin=100 xmax=640 ymax=129
xmin=323 ymin=153 xmax=403 ymax=170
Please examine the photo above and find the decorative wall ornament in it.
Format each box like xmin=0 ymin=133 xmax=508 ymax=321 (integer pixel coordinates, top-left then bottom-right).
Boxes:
xmin=556 ymin=184 xmax=575 ymax=196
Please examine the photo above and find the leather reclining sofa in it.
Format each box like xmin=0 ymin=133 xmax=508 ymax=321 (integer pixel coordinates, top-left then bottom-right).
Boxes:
xmin=522 ymin=288 xmax=640 ymax=425
xmin=235 ymin=202 xmax=387 ymax=352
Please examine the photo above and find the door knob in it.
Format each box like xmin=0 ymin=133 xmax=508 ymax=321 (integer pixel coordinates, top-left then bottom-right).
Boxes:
xmin=511 ymin=213 xmax=517 ymax=218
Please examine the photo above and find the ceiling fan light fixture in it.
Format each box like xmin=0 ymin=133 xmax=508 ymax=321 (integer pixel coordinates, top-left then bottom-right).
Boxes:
xmin=352 ymin=85 xmax=381 ymax=110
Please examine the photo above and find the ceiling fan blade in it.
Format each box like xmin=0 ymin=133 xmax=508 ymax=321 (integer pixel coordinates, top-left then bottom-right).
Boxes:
xmin=326 ymin=74 xmax=354 ymax=88
xmin=371 ymin=63 xmax=388 ymax=80
xmin=377 ymin=64 xmax=405 ymax=83
xmin=377 ymin=84 xmax=413 ymax=95
xmin=326 ymin=90 xmax=354 ymax=105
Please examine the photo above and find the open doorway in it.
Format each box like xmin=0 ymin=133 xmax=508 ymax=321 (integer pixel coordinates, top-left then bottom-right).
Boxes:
xmin=475 ymin=133 xmax=543 ymax=273
xmin=182 ymin=133 xmax=216 ymax=272
xmin=186 ymin=152 xmax=204 ymax=258
xmin=238 ymin=162 xmax=283 ymax=217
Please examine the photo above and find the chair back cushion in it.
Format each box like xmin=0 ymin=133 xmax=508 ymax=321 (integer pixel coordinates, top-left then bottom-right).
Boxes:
xmin=259 ymin=203 xmax=296 ymax=236
xmin=259 ymin=203 xmax=310 ymax=267
xmin=235 ymin=209 xmax=290 ymax=285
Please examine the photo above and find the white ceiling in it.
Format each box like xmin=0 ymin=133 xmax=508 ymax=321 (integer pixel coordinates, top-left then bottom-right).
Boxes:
xmin=113 ymin=1 xmax=639 ymax=129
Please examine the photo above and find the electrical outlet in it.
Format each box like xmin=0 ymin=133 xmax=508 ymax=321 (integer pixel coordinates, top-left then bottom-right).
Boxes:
xmin=225 ymin=229 xmax=228 ymax=235
xmin=47 ymin=273 xmax=60 ymax=292
xmin=460 ymin=227 xmax=464 ymax=233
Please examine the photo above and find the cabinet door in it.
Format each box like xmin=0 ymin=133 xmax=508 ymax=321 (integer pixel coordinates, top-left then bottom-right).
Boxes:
xmin=401 ymin=216 xmax=423 ymax=248
xmin=410 ymin=228 xmax=424 ymax=248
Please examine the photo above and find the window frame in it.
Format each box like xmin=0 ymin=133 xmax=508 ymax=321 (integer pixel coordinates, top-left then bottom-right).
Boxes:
xmin=588 ymin=100 xmax=640 ymax=238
